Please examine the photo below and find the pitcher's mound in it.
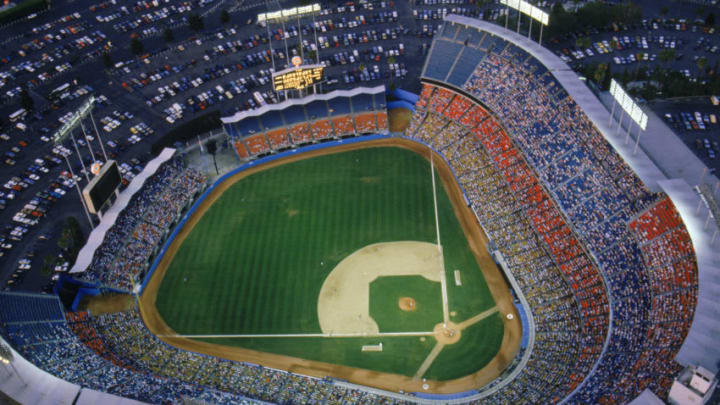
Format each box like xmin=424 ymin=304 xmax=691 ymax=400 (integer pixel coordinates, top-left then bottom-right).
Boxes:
xmin=399 ymin=297 xmax=416 ymax=312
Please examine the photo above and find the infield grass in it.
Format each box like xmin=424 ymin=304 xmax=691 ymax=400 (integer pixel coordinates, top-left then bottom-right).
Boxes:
xmin=154 ymin=146 xmax=502 ymax=379
xmin=369 ymin=275 xmax=443 ymax=332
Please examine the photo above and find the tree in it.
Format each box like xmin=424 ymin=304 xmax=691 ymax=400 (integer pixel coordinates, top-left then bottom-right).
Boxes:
xmin=697 ymin=56 xmax=708 ymax=77
xmin=602 ymin=64 xmax=612 ymax=91
xmin=576 ymin=36 xmax=591 ymax=49
xmin=220 ymin=9 xmax=230 ymax=24
xmin=20 ymin=87 xmax=34 ymax=111
xmin=41 ymin=254 xmax=56 ymax=276
xmin=102 ymin=52 xmax=113 ymax=68
xmin=593 ymin=63 xmax=608 ymax=86
xmin=205 ymin=139 xmax=219 ymax=175
xmin=658 ymin=49 xmax=675 ymax=65
xmin=163 ymin=27 xmax=174 ymax=42
xmin=130 ymin=37 xmax=144 ymax=55
xmin=57 ymin=216 xmax=84 ymax=262
xmin=660 ymin=6 xmax=669 ymax=18
xmin=706 ymin=12 xmax=716 ymax=27
xmin=188 ymin=13 xmax=204 ymax=31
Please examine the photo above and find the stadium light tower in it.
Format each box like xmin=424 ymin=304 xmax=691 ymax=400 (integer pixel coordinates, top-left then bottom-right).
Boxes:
xmin=51 ymin=96 xmax=111 ymax=228
xmin=608 ymin=79 xmax=648 ymax=156
xmin=499 ymin=0 xmax=549 ymax=45
xmin=259 ymin=2 xmax=321 ymax=100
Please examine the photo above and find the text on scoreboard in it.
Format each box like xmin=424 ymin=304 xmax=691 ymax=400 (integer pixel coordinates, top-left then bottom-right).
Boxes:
xmin=273 ymin=66 xmax=324 ymax=91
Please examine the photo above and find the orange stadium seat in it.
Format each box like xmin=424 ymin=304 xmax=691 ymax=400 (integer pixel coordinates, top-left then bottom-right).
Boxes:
xmin=353 ymin=113 xmax=377 ymax=133
xmin=234 ymin=140 xmax=249 ymax=158
xmin=332 ymin=116 xmax=355 ymax=136
xmin=266 ymin=128 xmax=291 ymax=150
xmin=429 ymin=87 xmax=454 ymax=115
xmin=376 ymin=112 xmax=388 ymax=131
xmin=289 ymin=123 xmax=313 ymax=144
xmin=310 ymin=120 xmax=333 ymax=140
xmin=244 ymin=134 xmax=270 ymax=156
xmin=417 ymin=84 xmax=434 ymax=110
xmin=459 ymin=105 xmax=488 ymax=128
xmin=443 ymin=96 xmax=472 ymax=121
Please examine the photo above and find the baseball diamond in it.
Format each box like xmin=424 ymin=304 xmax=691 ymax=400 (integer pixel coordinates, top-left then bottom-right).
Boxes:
xmin=140 ymin=138 xmax=521 ymax=394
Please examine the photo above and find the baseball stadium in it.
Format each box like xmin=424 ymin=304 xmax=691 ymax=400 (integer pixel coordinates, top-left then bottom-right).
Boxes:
xmin=1 ymin=10 xmax=720 ymax=405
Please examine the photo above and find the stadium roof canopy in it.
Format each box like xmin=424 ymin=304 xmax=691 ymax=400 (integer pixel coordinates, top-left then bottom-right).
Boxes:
xmin=220 ymin=86 xmax=386 ymax=125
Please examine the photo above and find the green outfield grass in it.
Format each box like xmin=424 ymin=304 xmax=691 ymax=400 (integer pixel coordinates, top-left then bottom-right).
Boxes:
xmin=154 ymin=146 xmax=503 ymax=379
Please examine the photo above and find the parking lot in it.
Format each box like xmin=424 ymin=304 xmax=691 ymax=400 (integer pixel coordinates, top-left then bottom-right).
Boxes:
xmin=1 ymin=0 xmax=719 ymax=294
xmin=0 ymin=0 xmax=471 ymax=292
xmin=651 ymin=97 xmax=720 ymax=174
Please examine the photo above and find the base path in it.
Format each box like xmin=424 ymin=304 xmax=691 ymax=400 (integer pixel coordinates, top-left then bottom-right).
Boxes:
xmin=140 ymin=137 xmax=522 ymax=395
xmin=415 ymin=342 xmax=445 ymax=379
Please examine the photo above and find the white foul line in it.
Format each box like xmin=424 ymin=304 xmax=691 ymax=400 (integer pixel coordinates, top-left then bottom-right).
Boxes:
xmin=161 ymin=331 xmax=437 ymax=339
xmin=430 ymin=149 xmax=441 ymax=251
xmin=440 ymin=270 xmax=450 ymax=325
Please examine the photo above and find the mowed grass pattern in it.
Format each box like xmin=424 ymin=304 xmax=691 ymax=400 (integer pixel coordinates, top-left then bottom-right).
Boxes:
xmin=155 ymin=146 xmax=502 ymax=378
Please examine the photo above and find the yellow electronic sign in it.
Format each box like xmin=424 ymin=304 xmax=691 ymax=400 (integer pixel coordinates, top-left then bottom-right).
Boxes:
xmin=272 ymin=66 xmax=324 ymax=91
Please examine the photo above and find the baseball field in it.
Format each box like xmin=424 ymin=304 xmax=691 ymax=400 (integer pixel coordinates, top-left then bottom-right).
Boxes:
xmin=140 ymin=138 xmax=521 ymax=394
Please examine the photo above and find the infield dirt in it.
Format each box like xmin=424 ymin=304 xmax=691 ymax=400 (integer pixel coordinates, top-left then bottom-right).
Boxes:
xmin=139 ymin=137 xmax=521 ymax=394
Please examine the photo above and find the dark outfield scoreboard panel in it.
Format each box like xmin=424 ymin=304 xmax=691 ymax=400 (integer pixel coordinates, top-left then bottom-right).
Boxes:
xmin=273 ymin=66 xmax=324 ymax=91
xmin=83 ymin=161 xmax=122 ymax=214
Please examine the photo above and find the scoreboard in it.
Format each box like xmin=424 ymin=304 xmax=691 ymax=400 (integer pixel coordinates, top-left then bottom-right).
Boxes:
xmin=82 ymin=160 xmax=121 ymax=215
xmin=272 ymin=65 xmax=324 ymax=91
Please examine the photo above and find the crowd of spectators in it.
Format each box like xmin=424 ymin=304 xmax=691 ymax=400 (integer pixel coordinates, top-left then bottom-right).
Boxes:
xmin=82 ymin=158 xmax=207 ymax=291
xmin=409 ymin=86 xmax=606 ymax=404
xmin=406 ymin=24 xmax=699 ymax=403
xmin=0 ymin=290 xmax=417 ymax=405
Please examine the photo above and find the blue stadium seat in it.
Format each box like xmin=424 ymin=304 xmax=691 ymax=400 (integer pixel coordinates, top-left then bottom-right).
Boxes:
xmin=424 ymin=40 xmax=463 ymax=81
xmin=305 ymin=100 xmax=329 ymax=120
xmin=446 ymin=47 xmax=486 ymax=87
xmin=235 ymin=117 xmax=262 ymax=137
xmin=259 ymin=110 xmax=285 ymax=130
xmin=350 ymin=93 xmax=374 ymax=113
xmin=328 ymin=97 xmax=351 ymax=116
xmin=282 ymin=105 xmax=307 ymax=125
